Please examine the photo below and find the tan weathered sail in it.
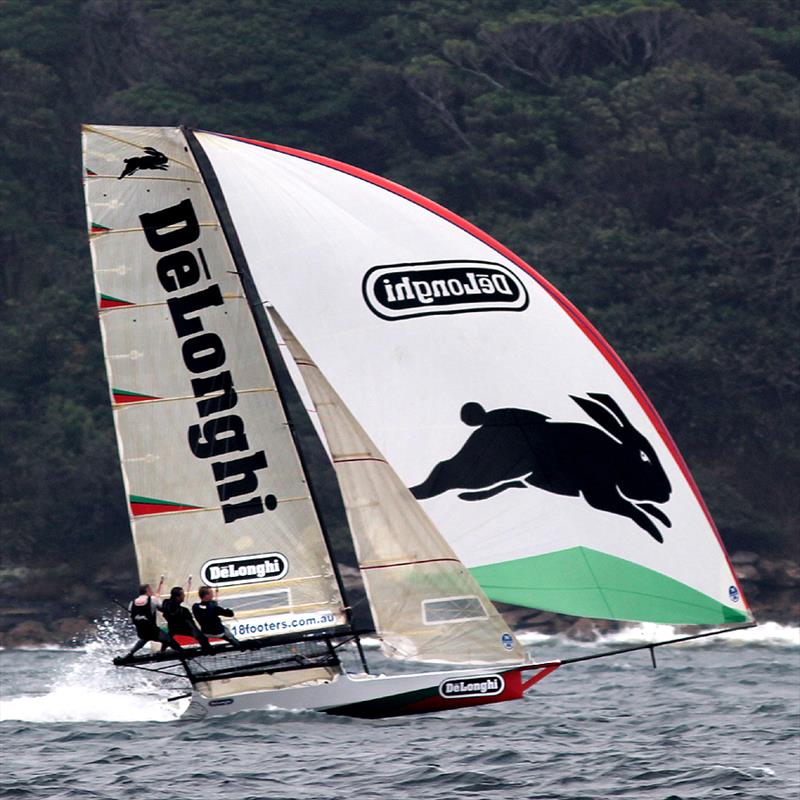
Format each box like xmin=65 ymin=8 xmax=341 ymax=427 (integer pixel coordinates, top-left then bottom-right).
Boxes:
xmin=270 ymin=309 xmax=524 ymax=664
xmin=82 ymin=125 xmax=348 ymax=638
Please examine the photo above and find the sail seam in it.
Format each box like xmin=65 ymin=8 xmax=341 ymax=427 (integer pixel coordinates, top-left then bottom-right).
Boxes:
xmin=333 ymin=456 xmax=387 ymax=464
xmin=361 ymin=558 xmax=462 ymax=570
xmin=87 ymin=175 xmax=203 ymax=184
xmin=578 ymin=547 xmax=615 ymax=618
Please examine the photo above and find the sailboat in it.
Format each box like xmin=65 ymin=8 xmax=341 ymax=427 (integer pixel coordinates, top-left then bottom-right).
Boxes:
xmin=82 ymin=125 xmax=753 ymax=719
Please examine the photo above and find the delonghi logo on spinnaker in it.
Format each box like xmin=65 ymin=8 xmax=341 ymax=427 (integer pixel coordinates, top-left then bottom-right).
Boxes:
xmin=201 ymin=552 xmax=288 ymax=587
xmin=439 ymin=674 xmax=505 ymax=699
xmin=363 ymin=260 xmax=529 ymax=320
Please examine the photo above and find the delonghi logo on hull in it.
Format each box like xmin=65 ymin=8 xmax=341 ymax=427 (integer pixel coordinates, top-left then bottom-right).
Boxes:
xmin=439 ymin=674 xmax=505 ymax=699
xmin=363 ymin=260 xmax=528 ymax=320
xmin=201 ymin=552 xmax=288 ymax=586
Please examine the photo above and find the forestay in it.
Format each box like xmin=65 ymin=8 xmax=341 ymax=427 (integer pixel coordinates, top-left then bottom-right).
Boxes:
xmin=194 ymin=131 xmax=751 ymax=626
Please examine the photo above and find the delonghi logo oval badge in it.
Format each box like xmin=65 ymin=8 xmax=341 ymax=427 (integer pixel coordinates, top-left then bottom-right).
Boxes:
xmin=201 ymin=553 xmax=288 ymax=587
xmin=363 ymin=260 xmax=529 ymax=321
xmin=439 ymin=674 xmax=505 ymax=699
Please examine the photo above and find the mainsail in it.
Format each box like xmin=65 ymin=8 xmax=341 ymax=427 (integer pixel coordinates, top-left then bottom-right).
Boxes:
xmin=82 ymin=126 xmax=368 ymax=646
xmin=192 ymin=130 xmax=751 ymax=627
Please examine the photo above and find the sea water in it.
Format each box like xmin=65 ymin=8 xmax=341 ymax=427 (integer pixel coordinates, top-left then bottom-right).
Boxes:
xmin=1 ymin=621 xmax=797 ymax=800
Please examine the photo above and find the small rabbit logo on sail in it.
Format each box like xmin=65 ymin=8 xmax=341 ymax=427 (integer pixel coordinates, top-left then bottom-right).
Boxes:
xmin=118 ymin=147 xmax=169 ymax=179
xmin=410 ymin=393 xmax=672 ymax=542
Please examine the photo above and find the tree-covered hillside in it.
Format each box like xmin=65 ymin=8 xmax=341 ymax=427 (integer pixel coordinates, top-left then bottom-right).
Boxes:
xmin=1 ymin=0 xmax=798 ymax=577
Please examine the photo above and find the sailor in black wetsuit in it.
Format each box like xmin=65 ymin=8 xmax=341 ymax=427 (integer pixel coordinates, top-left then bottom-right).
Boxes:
xmin=122 ymin=583 xmax=183 ymax=659
xmin=193 ymin=586 xmax=241 ymax=648
xmin=161 ymin=586 xmax=213 ymax=653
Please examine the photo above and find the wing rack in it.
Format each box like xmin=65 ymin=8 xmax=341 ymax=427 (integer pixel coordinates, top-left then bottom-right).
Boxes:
xmin=113 ymin=628 xmax=352 ymax=685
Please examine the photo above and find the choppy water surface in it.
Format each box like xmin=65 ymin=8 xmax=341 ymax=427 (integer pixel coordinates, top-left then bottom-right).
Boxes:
xmin=1 ymin=622 xmax=797 ymax=799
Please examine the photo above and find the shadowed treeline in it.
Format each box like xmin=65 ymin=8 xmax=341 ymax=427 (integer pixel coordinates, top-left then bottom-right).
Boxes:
xmin=0 ymin=0 xmax=797 ymax=594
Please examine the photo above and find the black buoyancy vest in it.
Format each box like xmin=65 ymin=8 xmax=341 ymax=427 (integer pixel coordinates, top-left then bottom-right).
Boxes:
xmin=130 ymin=596 xmax=159 ymax=637
xmin=193 ymin=601 xmax=224 ymax=635
xmin=161 ymin=599 xmax=195 ymax=636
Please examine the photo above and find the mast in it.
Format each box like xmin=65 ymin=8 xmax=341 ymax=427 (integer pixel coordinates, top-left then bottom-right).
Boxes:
xmin=184 ymin=128 xmax=376 ymax=639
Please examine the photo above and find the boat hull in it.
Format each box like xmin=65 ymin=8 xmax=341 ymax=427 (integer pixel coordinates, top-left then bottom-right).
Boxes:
xmin=184 ymin=663 xmax=559 ymax=719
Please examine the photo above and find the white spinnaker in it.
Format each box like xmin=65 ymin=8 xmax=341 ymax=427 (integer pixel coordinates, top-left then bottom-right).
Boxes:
xmin=194 ymin=131 xmax=749 ymax=624
xmin=82 ymin=126 xmax=347 ymax=635
xmin=270 ymin=309 xmax=524 ymax=664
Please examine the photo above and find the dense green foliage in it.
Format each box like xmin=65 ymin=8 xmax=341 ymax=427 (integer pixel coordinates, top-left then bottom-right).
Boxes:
xmin=1 ymin=0 xmax=797 ymax=566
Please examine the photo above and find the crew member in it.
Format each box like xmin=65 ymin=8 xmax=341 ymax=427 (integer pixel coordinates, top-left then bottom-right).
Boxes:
xmin=192 ymin=586 xmax=241 ymax=648
xmin=120 ymin=582 xmax=183 ymax=660
xmin=161 ymin=586 xmax=213 ymax=653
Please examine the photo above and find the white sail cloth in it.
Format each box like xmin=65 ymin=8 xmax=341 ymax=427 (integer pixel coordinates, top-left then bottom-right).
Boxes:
xmin=195 ymin=130 xmax=749 ymax=626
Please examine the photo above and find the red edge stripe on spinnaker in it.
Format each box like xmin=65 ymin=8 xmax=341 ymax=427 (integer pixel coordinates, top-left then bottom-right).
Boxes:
xmin=207 ymin=131 xmax=748 ymax=611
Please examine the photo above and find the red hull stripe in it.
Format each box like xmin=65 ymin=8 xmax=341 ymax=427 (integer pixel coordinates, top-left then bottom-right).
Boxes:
xmin=212 ymin=131 xmax=747 ymax=608
xmin=325 ymin=667 xmax=547 ymax=719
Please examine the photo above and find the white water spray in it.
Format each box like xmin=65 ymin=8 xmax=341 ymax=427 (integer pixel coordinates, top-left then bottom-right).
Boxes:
xmin=516 ymin=620 xmax=800 ymax=649
xmin=0 ymin=613 xmax=188 ymax=723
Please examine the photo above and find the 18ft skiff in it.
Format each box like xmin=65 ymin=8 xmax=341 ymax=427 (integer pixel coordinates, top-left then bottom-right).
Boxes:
xmin=82 ymin=126 xmax=753 ymax=719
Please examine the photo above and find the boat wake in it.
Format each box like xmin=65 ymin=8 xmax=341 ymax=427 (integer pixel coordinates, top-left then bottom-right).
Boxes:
xmin=0 ymin=683 xmax=184 ymax=724
xmin=517 ymin=620 xmax=800 ymax=649
xmin=0 ymin=620 xmax=188 ymax=724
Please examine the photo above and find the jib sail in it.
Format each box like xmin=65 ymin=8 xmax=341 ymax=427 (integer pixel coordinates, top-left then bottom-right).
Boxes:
xmin=192 ymin=131 xmax=751 ymax=627
xmin=269 ymin=307 xmax=524 ymax=664
xmin=82 ymin=125 xmax=370 ymax=642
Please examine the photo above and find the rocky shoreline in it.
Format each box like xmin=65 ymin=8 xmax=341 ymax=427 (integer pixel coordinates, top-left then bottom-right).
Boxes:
xmin=0 ymin=551 xmax=796 ymax=648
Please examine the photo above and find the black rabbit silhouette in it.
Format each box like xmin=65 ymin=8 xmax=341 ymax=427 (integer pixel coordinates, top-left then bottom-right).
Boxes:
xmin=410 ymin=393 xmax=672 ymax=542
xmin=118 ymin=147 xmax=169 ymax=179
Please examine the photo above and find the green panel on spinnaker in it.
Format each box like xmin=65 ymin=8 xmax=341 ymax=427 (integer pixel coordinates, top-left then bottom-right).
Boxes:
xmin=470 ymin=547 xmax=749 ymax=624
